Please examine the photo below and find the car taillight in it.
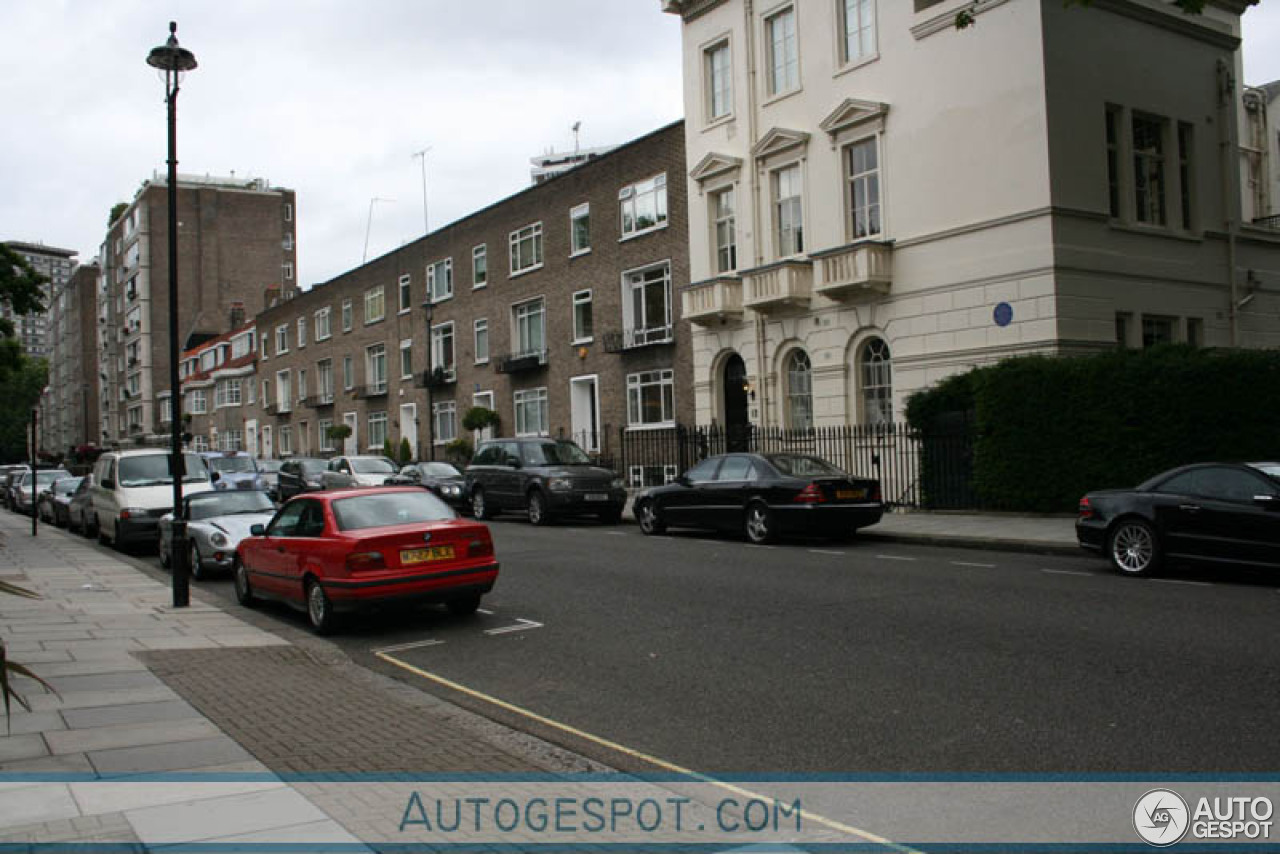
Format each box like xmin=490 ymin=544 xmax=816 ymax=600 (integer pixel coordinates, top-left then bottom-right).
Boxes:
xmin=346 ymin=551 xmax=386 ymax=571
xmin=119 ymin=509 xmax=132 ymax=520
xmin=870 ymin=484 xmax=881 ymax=502
xmin=793 ymin=483 xmax=826 ymax=504
xmin=468 ymin=537 xmax=493 ymax=558
xmin=1078 ymin=497 xmax=1094 ymax=520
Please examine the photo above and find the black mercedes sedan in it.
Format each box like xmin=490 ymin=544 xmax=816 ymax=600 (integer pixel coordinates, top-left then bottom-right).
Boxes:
xmin=1077 ymin=462 xmax=1280 ymax=576
xmin=385 ymin=461 xmax=469 ymax=511
xmin=635 ymin=452 xmax=882 ymax=544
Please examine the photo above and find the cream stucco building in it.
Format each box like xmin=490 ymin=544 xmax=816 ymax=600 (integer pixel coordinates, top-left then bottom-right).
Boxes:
xmin=662 ymin=0 xmax=1280 ymax=433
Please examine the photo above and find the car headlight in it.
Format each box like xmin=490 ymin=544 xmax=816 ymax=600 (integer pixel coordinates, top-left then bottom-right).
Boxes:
xmin=443 ymin=485 xmax=461 ymax=496
xmin=611 ymin=478 xmax=625 ymax=489
xmin=547 ymin=477 xmax=572 ymax=492
xmin=209 ymin=532 xmax=229 ymax=548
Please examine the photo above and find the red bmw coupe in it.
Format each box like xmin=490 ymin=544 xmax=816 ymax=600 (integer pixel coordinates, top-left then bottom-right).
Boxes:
xmin=234 ymin=486 xmax=499 ymax=634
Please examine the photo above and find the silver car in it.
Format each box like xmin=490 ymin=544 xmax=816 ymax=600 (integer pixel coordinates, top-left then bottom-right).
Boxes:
xmin=158 ymin=490 xmax=276 ymax=580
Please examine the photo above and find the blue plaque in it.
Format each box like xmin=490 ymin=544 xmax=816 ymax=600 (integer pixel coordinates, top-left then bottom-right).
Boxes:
xmin=993 ymin=302 xmax=1013 ymax=327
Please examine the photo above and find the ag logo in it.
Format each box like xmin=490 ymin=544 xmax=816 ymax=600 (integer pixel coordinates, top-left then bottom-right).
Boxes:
xmin=1134 ymin=789 xmax=1190 ymax=847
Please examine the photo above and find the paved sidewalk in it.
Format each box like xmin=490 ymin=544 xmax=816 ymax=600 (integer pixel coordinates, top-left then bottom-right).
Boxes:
xmin=0 ymin=512 xmax=592 ymax=849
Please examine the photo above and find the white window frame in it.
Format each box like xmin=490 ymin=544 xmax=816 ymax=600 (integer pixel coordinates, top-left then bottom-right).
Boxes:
xmin=837 ymin=0 xmax=876 ymax=68
xmin=428 ymin=258 xmax=453 ymax=303
xmin=364 ymin=286 xmax=386 ymax=325
xmin=764 ymin=5 xmax=800 ymax=99
xmin=398 ymin=274 xmax=413 ymax=314
xmin=367 ymin=411 xmax=388 ymax=451
xmin=711 ymin=186 xmax=737 ymax=274
xmin=342 ymin=299 xmax=353 ymax=332
xmin=472 ymin=244 xmax=487 ymax=288
xmin=514 ymin=387 xmax=550 ymax=437
xmin=366 ymin=344 xmax=387 ymax=394
xmin=474 ymin=318 xmax=490 ymax=365
xmin=318 ymin=418 xmax=334 ymax=452
xmin=509 ymin=223 xmax=544 ymax=277
xmin=276 ymin=369 xmax=292 ymax=413
xmin=572 ymin=289 xmax=593 ymax=345
xmin=278 ymin=425 xmax=293 ymax=457
xmin=626 ymin=369 xmax=676 ymax=430
xmin=297 ymin=317 xmax=306 ymax=349
xmin=772 ymin=162 xmax=805 ymax=257
xmin=283 ymin=262 xmax=294 ymax=281
xmin=433 ymin=401 xmax=457 ymax=445
xmin=513 ymin=297 xmax=546 ymax=359
xmin=704 ymin=37 xmax=733 ymax=123
xmin=618 ymin=174 xmax=668 ymax=239
xmin=275 ymin=324 xmax=289 ymax=355
xmin=845 ymin=135 xmax=882 ymax=241
xmin=431 ymin=321 xmax=456 ymax=380
xmin=570 ymin=204 xmax=591 ymax=256
xmin=621 ymin=262 xmax=673 ymax=347
xmin=315 ymin=307 xmax=332 ymax=341
xmin=187 ymin=389 xmax=207 ymax=415
xmin=317 ymin=358 xmax=334 ymax=404
xmin=343 ymin=355 xmax=354 ymax=391
xmin=400 ymin=339 xmax=413 ymax=380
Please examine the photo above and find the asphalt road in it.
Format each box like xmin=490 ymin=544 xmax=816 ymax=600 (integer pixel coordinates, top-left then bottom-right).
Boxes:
xmin=95 ymin=515 xmax=1280 ymax=774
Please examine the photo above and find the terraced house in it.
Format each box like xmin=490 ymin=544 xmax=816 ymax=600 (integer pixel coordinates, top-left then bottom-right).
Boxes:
xmin=178 ymin=323 xmax=259 ymax=452
xmin=242 ymin=122 xmax=691 ymax=466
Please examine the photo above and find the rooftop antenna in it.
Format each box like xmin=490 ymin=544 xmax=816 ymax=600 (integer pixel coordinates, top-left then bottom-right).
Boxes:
xmin=363 ymin=197 xmax=395 ymax=264
xmin=572 ymin=121 xmax=581 ymax=158
xmin=411 ymin=146 xmax=432 ymax=235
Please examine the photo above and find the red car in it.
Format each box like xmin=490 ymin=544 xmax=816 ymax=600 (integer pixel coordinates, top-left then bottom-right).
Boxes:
xmin=234 ymin=486 xmax=499 ymax=634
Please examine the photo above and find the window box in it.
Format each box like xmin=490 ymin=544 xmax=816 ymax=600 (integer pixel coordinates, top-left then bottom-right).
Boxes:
xmin=811 ymin=242 xmax=892 ymax=299
xmin=417 ymin=366 xmax=457 ymax=389
xmin=354 ymin=384 xmax=388 ymax=399
xmin=742 ymin=258 xmax=813 ymax=312
xmin=602 ymin=326 xmax=675 ymax=353
xmin=682 ymin=276 xmax=744 ymax=326
xmin=495 ymin=350 xmax=548 ymax=374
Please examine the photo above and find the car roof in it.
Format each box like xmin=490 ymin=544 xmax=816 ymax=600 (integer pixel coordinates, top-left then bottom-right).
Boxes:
xmin=298 ymin=485 xmax=422 ymax=502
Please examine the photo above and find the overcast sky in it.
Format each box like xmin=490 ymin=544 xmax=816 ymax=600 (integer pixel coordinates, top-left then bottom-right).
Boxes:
xmin=2 ymin=1 xmax=1278 ymax=290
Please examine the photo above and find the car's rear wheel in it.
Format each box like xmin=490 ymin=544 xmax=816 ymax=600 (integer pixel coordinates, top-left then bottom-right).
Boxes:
xmin=96 ymin=517 xmax=110 ymax=546
xmin=745 ymin=501 xmax=776 ymax=545
xmin=447 ymin=593 xmax=481 ymax=616
xmin=636 ymin=499 xmax=665 ymax=536
xmin=306 ymin=578 xmax=336 ymax=635
xmin=527 ymin=490 xmax=552 ymax=526
xmin=233 ymin=558 xmax=256 ymax=607
xmin=1108 ymin=518 xmax=1161 ymax=576
xmin=471 ymin=488 xmax=492 ymax=520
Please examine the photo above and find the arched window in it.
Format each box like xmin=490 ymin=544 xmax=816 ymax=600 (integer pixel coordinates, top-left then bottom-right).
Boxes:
xmin=860 ymin=338 xmax=892 ymax=425
xmin=785 ymin=349 xmax=813 ymax=431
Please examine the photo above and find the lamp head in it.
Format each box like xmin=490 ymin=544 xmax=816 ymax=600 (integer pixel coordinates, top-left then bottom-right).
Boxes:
xmin=147 ymin=21 xmax=198 ymax=73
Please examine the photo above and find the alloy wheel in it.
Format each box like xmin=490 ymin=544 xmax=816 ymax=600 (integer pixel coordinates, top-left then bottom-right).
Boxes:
xmin=745 ymin=503 xmax=774 ymax=545
xmin=1110 ymin=521 xmax=1157 ymax=575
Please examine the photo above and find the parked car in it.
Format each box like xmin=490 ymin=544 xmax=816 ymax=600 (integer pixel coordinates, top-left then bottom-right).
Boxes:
xmin=465 ymin=438 xmax=626 ymax=525
xmin=3 ymin=465 xmax=30 ymax=511
xmin=385 ymin=462 xmax=468 ymax=511
xmin=257 ymin=459 xmax=284 ymax=500
xmin=67 ymin=474 xmax=96 ymax=535
xmin=39 ymin=476 xmax=83 ymax=527
xmin=320 ymin=456 xmax=399 ymax=489
xmin=234 ymin=486 xmax=499 ymax=634
xmin=13 ymin=468 xmax=71 ymax=516
xmin=635 ymin=453 xmax=882 ymax=544
xmin=90 ymin=450 xmax=214 ymax=548
xmin=1077 ymin=461 xmax=1280 ymax=576
xmin=159 ymin=489 xmax=276 ymax=580
xmin=203 ymin=452 xmax=268 ymax=492
xmin=277 ymin=457 xmax=329 ymax=501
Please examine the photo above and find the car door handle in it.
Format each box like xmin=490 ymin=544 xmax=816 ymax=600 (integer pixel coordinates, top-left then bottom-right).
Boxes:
xmin=1178 ymin=504 xmax=1201 ymax=513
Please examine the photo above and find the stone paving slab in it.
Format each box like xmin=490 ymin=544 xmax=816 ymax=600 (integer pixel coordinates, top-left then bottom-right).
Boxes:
xmin=61 ymin=699 xmax=201 ymax=730
xmin=87 ymin=736 xmax=256 ymax=776
xmin=45 ymin=717 xmax=221 ymax=755
xmin=124 ymin=787 xmax=331 ymax=845
xmin=0 ymin=781 xmax=81 ymax=826
xmin=68 ymin=779 xmax=286 ymax=816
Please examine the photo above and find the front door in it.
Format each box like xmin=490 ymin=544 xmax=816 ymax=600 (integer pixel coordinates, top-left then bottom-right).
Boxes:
xmin=472 ymin=392 xmax=495 ymax=442
xmin=569 ymin=375 xmax=600 ymax=452
xmin=399 ymin=403 xmax=418 ymax=461
xmin=261 ymin=426 xmax=273 ymax=460
xmin=245 ymin=420 xmax=259 ymax=457
xmin=723 ymin=354 xmax=750 ymax=452
xmin=343 ymin=412 xmax=359 ymax=456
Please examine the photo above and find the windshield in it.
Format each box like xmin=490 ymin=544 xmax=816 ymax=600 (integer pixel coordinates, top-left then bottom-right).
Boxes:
xmin=187 ymin=490 xmax=274 ymax=521
xmin=419 ymin=463 xmax=461 ymax=478
xmin=117 ymin=454 xmax=209 ymax=487
xmin=55 ymin=477 xmax=83 ymax=495
xmin=351 ymin=458 xmax=397 ymax=474
xmin=1250 ymin=463 xmax=1280 ymax=479
xmin=523 ymin=441 xmax=592 ymax=466
xmin=35 ymin=471 xmax=67 ymax=487
xmin=332 ymin=491 xmax=454 ymax=531
xmin=765 ymin=454 xmax=848 ymax=478
xmin=257 ymin=460 xmax=284 ymax=473
xmin=208 ymin=456 xmax=256 ymax=474
xmin=298 ymin=459 xmax=328 ymax=474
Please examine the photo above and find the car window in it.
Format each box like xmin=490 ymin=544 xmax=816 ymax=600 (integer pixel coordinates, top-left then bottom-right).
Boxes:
xmin=500 ymin=443 xmax=521 ymax=466
xmin=422 ymin=463 xmax=461 ymax=477
xmin=522 ymin=442 xmax=592 ymax=466
xmin=1195 ymin=467 xmax=1274 ymax=503
xmin=295 ymin=501 xmax=327 ymax=537
xmin=684 ymin=458 xmax=720 ymax=483
xmin=117 ymin=454 xmax=208 ymax=487
xmin=1154 ymin=471 xmax=1198 ymax=494
xmin=187 ymin=490 xmax=274 ymax=521
xmin=267 ymin=501 xmax=307 ymax=537
xmin=767 ymin=455 xmax=847 ymax=478
xmin=332 ymin=491 xmax=454 ymax=531
xmin=715 ymin=456 xmax=756 ymax=482
xmin=351 ymin=458 xmax=397 ymax=474
xmin=208 ymin=456 xmax=256 ymax=474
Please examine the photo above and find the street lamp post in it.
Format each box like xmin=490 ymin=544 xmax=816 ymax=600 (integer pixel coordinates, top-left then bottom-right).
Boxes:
xmin=422 ymin=300 xmax=434 ymax=461
xmin=147 ymin=21 xmax=197 ymax=608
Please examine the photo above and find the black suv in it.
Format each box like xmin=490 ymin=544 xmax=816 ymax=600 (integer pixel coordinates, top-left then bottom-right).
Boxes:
xmin=466 ymin=438 xmax=626 ymax=525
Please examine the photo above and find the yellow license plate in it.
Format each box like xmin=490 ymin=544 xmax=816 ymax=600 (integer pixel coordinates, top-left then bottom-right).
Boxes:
xmin=400 ymin=545 xmax=455 ymax=565
xmin=836 ymin=489 xmax=865 ymax=500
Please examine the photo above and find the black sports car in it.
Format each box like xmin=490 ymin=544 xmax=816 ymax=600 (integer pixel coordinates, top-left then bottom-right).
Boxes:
xmin=1077 ymin=462 xmax=1280 ymax=576
xmin=635 ymin=452 xmax=882 ymax=544
xmin=384 ymin=461 xmax=469 ymax=511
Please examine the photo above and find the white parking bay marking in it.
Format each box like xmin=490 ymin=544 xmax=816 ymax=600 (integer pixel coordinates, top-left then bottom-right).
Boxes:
xmin=476 ymin=608 xmax=494 ymax=615
xmin=1150 ymin=578 xmax=1211 ymax=587
xmin=876 ymin=554 xmax=915 ymax=561
xmin=952 ymin=561 xmax=995 ymax=568
xmin=372 ymin=638 xmax=445 ymax=654
xmin=1041 ymin=569 xmax=1092 ymax=577
xmin=809 ymin=550 xmax=845 ymax=556
xmin=485 ymin=618 xmax=544 ymax=636
xmin=605 ymin=531 xmax=627 ymax=537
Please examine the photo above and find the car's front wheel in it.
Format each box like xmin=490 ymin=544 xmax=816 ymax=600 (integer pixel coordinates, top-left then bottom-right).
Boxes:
xmin=159 ymin=538 xmax=171 ymax=568
xmin=190 ymin=543 xmax=207 ymax=581
xmin=306 ymin=578 xmax=336 ymax=635
xmin=471 ymin=488 xmax=492 ymax=520
xmin=233 ymin=558 xmax=256 ymax=607
xmin=1108 ymin=518 xmax=1161 ymax=576
xmin=527 ymin=490 xmax=552 ymax=526
xmin=744 ymin=500 xmax=776 ymax=545
xmin=636 ymin=499 xmax=666 ymax=535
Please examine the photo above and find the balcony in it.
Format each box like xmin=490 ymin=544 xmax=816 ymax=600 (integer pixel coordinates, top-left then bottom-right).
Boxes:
xmin=742 ymin=259 xmax=813 ymax=313
xmin=812 ymin=242 xmax=893 ymax=299
xmin=416 ymin=366 xmax=456 ymax=389
xmin=602 ymin=325 xmax=674 ymax=353
xmin=354 ymin=383 xmax=388 ymax=399
xmin=1253 ymin=214 xmax=1280 ymax=232
xmin=495 ymin=350 xmax=548 ymax=374
xmin=683 ymin=277 xmax=743 ymax=326
xmin=299 ymin=393 xmax=335 ymax=408
xmin=261 ymin=402 xmax=279 ymax=416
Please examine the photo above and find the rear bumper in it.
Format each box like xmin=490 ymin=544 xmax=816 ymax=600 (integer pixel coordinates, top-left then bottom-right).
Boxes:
xmin=116 ymin=517 xmax=161 ymax=545
xmin=1076 ymin=518 xmax=1107 ymax=552
xmin=771 ymin=502 xmax=884 ymax=534
xmin=323 ymin=563 xmax=500 ymax=611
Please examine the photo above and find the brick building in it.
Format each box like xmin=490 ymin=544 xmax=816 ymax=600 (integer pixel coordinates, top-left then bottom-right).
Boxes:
xmin=3 ymin=240 xmax=76 ymax=360
xmin=240 ymin=121 xmax=690 ymax=466
xmin=178 ymin=324 xmax=259 ymax=453
xmin=98 ymin=174 xmax=296 ymax=447
xmin=45 ymin=262 xmax=101 ymax=453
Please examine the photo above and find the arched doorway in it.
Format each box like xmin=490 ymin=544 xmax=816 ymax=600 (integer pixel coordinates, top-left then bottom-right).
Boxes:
xmin=723 ymin=353 xmax=749 ymax=451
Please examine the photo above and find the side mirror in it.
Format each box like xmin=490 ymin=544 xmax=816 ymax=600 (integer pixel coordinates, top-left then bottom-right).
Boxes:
xmin=211 ymin=471 xmax=222 ymax=482
xmin=676 ymin=474 xmax=691 ymax=487
xmin=509 ymin=457 xmax=522 ymax=469
xmin=250 ymin=523 xmax=266 ymax=536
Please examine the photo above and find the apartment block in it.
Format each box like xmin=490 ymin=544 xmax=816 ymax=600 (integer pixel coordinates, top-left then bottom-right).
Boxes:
xmin=239 ymin=121 xmax=690 ymax=463
xmin=663 ymin=0 xmax=1280 ymax=431
xmin=3 ymin=240 xmax=76 ymax=360
xmin=44 ymin=262 xmax=101 ymax=453
xmin=98 ymin=174 xmax=297 ymax=446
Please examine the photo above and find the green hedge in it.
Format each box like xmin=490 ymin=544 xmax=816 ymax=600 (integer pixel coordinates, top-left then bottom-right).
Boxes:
xmin=905 ymin=346 xmax=1280 ymax=512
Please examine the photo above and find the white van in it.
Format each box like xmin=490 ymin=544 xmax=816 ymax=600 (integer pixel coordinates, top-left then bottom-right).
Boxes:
xmin=91 ymin=449 xmax=214 ymax=548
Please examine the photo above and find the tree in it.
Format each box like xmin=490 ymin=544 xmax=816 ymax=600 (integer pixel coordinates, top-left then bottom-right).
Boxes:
xmin=327 ymin=423 xmax=352 ymax=442
xmin=399 ymin=437 xmax=413 ymax=464
xmin=0 ymin=246 xmax=48 ymax=381
xmin=956 ymin=0 xmax=1212 ymax=28
xmin=0 ymin=358 xmax=48 ymax=464
xmin=462 ymin=406 xmax=501 ymax=434
xmin=109 ymin=202 xmax=128 ymax=228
